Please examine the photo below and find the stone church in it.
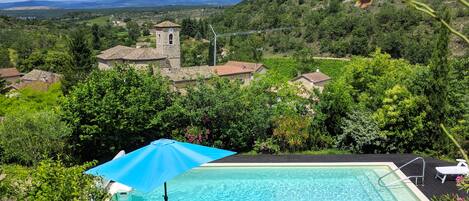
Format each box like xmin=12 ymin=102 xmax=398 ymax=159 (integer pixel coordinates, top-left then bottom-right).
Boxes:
xmin=97 ymin=21 xmax=267 ymax=88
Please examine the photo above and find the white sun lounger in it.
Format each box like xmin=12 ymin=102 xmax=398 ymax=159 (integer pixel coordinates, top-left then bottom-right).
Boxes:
xmin=100 ymin=150 xmax=132 ymax=196
xmin=435 ymin=159 xmax=469 ymax=183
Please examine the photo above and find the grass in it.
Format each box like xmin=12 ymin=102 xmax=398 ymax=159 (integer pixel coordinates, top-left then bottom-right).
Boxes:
xmin=262 ymin=56 xmax=350 ymax=80
xmin=241 ymin=149 xmax=351 ymax=156
xmin=84 ymin=16 xmax=110 ymax=26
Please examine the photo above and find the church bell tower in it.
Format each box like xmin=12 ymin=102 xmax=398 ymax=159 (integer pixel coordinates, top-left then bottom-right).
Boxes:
xmin=155 ymin=21 xmax=181 ymax=68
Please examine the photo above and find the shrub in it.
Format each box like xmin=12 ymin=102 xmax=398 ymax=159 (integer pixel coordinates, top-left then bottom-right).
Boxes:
xmin=0 ymin=111 xmax=71 ymax=166
xmin=0 ymin=165 xmax=31 ymax=200
xmin=0 ymin=83 xmax=63 ymax=116
xmin=457 ymin=176 xmax=468 ymax=193
xmin=25 ymin=159 xmax=109 ymax=201
xmin=273 ymin=115 xmax=311 ymax=152
xmin=183 ymin=126 xmax=210 ymax=145
xmin=337 ymin=110 xmax=384 ymax=154
xmin=431 ymin=194 xmax=466 ymax=201
xmin=253 ymin=138 xmax=280 ymax=154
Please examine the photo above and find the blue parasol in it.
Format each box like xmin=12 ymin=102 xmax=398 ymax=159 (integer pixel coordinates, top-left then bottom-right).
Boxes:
xmin=85 ymin=138 xmax=236 ymax=200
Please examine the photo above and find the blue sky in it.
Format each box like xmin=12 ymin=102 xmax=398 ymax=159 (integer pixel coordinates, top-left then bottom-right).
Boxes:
xmin=0 ymin=0 xmax=94 ymax=3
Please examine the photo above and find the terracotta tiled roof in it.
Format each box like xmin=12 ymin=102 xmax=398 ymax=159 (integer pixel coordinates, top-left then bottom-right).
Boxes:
xmin=0 ymin=68 xmax=21 ymax=78
xmin=97 ymin=46 xmax=166 ymax=61
xmin=21 ymin=69 xmax=62 ymax=84
xmin=213 ymin=65 xmax=253 ymax=76
xmin=159 ymin=61 xmax=265 ymax=82
xmin=292 ymin=71 xmax=331 ymax=83
xmin=224 ymin=61 xmax=265 ymax=72
xmin=154 ymin=21 xmax=181 ymax=28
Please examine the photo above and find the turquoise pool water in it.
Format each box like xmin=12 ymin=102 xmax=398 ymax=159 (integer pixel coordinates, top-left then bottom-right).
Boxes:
xmin=115 ymin=166 xmax=421 ymax=201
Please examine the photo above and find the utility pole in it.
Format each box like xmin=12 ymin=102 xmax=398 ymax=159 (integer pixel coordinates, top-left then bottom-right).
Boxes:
xmin=209 ymin=24 xmax=217 ymax=66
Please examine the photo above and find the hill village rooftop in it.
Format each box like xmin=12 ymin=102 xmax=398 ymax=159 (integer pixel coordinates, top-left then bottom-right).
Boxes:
xmin=97 ymin=21 xmax=268 ymax=88
xmin=95 ymin=20 xmax=331 ymax=91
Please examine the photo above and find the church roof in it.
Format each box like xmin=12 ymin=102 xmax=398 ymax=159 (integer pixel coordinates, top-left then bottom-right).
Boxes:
xmin=154 ymin=21 xmax=181 ymax=28
xmin=97 ymin=45 xmax=135 ymax=60
xmin=97 ymin=45 xmax=166 ymax=61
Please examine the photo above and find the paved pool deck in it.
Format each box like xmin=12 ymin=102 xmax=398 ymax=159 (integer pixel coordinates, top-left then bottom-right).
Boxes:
xmin=215 ymin=154 xmax=466 ymax=198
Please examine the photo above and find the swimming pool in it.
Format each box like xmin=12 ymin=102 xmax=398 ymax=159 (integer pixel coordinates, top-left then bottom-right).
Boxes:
xmin=114 ymin=163 xmax=428 ymax=201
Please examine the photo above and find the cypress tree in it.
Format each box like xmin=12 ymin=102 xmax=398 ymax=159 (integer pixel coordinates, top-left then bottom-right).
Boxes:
xmin=426 ymin=8 xmax=450 ymax=145
xmin=62 ymin=28 xmax=95 ymax=93
xmin=91 ymin=24 xmax=101 ymax=50
xmin=0 ymin=47 xmax=12 ymax=68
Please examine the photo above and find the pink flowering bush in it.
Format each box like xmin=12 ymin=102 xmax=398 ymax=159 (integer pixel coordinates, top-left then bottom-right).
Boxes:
xmin=184 ymin=126 xmax=210 ymax=145
xmin=457 ymin=176 xmax=468 ymax=193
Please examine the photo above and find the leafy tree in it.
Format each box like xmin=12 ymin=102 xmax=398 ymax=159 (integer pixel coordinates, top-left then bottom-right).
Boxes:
xmin=344 ymin=50 xmax=414 ymax=110
xmin=91 ymin=24 xmax=101 ymax=50
xmin=181 ymin=40 xmax=209 ymax=67
xmin=126 ymin=21 xmax=140 ymax=44
xmin=181 ymin=18 xmax=197 ymax=38
xmin=18 ymin=51 xmax=46 ymax=72
xmin=142 ymin=26 xmax=150 ymax=36
xmin=293 ymin=48 xmax=315 ymax=73
xmin=373 ymin=85 xmax=430 ymax=152
xmin=401 ymin=25 xmax=433 ymax=64
xmin=62 ymin=66 xmax=174 ymax=161
xmin=0 ymin=111 xmax=71 ymax=166
xmin=337 ymin=110 xmax=384 ymax=153
xmin=123 ymin=17 xmax=132 ymax=23
xmin=312 ymin=78 xmax=354 ymax=136
xmin=0 ymin=47 xmax=12 ymax=68
xmin=225 ymin=36 xmax=264 ymax=62
xmin=44 ymin=51 xmax=72 ymax=73
xmin=167 ymin=78 xmax=271 ymax=151
xmin=11 ymin=33 xmax=34 ymax=61
xmin=24 ymin=159 xmax=109 ymax=201
xmin=62 ymin=28 xmax=95 ymax=93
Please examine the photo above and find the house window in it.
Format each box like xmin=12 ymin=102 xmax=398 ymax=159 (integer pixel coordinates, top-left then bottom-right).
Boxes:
xmin=169 ymin=34 xmax=173 ymax=45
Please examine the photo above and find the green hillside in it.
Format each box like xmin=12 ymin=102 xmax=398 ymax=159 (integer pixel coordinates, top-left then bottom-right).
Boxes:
xmin=208 ymin=0 xmax=468 ymax=64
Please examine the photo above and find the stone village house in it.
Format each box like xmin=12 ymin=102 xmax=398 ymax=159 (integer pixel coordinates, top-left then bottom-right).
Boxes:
xmin=290 ymin=69 xmax=332 ymax=93
xmin=97 ymin=21 xmax=268 ymax=89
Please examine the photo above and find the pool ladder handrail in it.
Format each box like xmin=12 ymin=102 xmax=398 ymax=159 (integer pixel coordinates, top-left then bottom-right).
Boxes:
xmin=378 ymin=157 xmax=425 ymax=187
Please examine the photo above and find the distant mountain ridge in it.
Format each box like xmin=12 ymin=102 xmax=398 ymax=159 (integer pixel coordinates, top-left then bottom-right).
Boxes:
xmin=0 ymin=0 xmax=241 ymax=10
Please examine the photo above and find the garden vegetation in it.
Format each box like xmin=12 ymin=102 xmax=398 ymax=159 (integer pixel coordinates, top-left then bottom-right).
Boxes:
xmin=0 ymin=1 xmax=467 ymax=200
